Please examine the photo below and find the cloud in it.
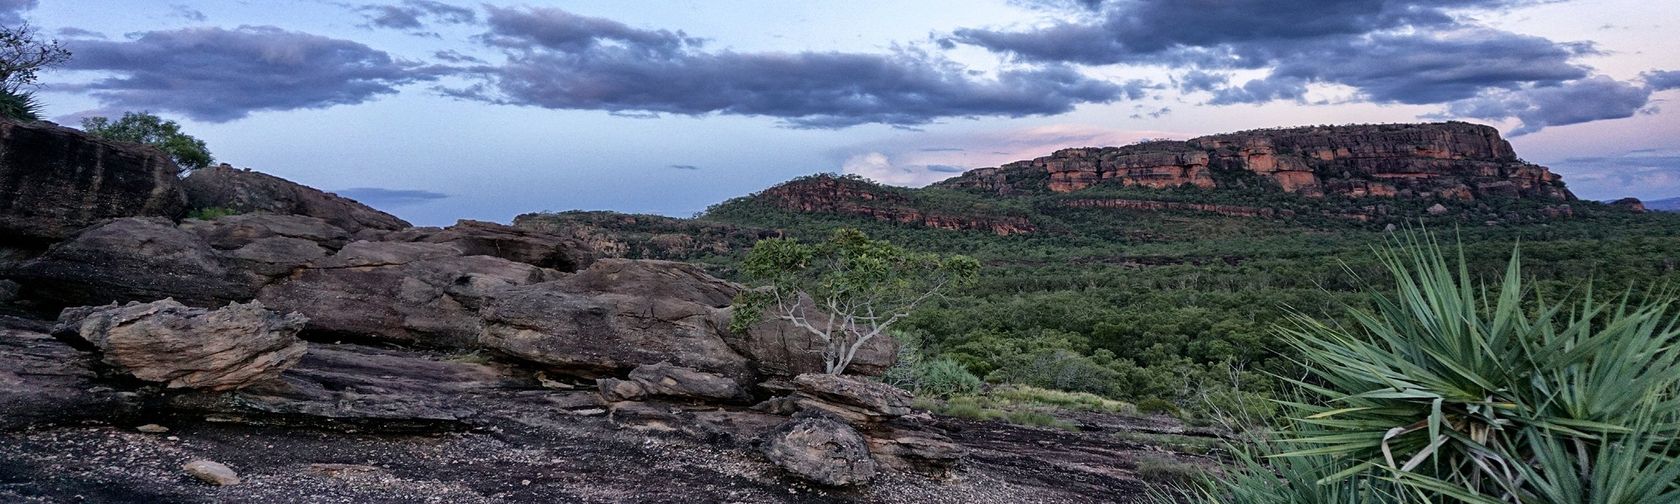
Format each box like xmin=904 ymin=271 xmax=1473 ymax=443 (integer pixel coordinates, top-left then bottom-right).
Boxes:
xmin=457 ymin=6 xmax=1132 ymax=128
xmin=949 ymin=0 xmax=1657 ymax=134
xmin=0 ymin=0 xmax=35 ymax=25
xmin=953 ymin=0 xmax=1513 ymax=66
xmin=1441 ymin=76 xmax=1655 ymax=135
xmin=334 ymin=187 xmax=450 ymax=207
xmin=1547 ymin=148 xmax=1680 ymax=200
xmin=170 ymin=4 xmax=206 ymax=22
xmin=432 ymin=49 xmax=484 ymax=64
xmin=841 ymin=152 xmax=963 ymax=186
xmin=358 ymin=0 xmax=476 ymax=31
xmin=1646 ymin=70 xmax=1680 ymax=91
xmin=56 ymin=27 xmax=105 ymax=39
xmin=668 ymin=164 xmax=700 ymax=170
xmin=59 ymin=26 xmax=447 ymax=122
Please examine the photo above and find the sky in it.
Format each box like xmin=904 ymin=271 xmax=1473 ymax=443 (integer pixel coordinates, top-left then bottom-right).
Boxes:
xmin=11 ymin=0 xmax=1680 ymax=226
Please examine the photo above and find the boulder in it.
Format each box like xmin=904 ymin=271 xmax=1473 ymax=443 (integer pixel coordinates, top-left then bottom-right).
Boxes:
xmin=0 ymin=119 xmax=186 ymax=244
xmin=1427 ymin=203 xmax=1450 ymax=215
xmin=257 ymin=241 xmax=561 ymax=347
xmin=480 ymin=259 xmax=756 ymax=382
xmin=597 ymin=362 xmax=747 ymax=402
xmin=182 ymin=165 xmax=409 ymax=234
xmin=8 ymin=218 xmax=253 ymax=309
xmin=790 ymin=373 xmax=913 ymax=425
xmin=183 ymin=460 xmax=240 ymax=486
xmin=867 ymin=424 xmax=966 ymax=476
xmin=55 ymin=299 xmax=307 ymax=391
xmin=383 ymin=220 xmax=595 ymax=272
xmin=761 ymin=412 xmax=877 ymax=486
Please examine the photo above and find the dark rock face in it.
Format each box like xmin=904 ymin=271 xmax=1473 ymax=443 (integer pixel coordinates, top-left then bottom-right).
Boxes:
xmin=761 ymin=412 xmax=878 ymax=486
xmin=54 ymin=299 xmax=307 ymax=391
xmin=9 ymin=218 xmax=253 ymax=309
xmin=258 ymin=241 xmax=562 ymax=348
xmin=182 ymin=165 xmax=410 ymax=234
xmin=383 ymin=220 xmax=596 ymax=272
xmin=0 ymin=316 xmax=129 ymax=430
xmin=939 ymin=122 xmax=1574 ymax=202
xmin=513 ymin=210 xmax=781 ymax=263
xmin=480 ymin=259 xmax=756 ymax=382
xmin=0 ymin=119 xmax=187 ymax=244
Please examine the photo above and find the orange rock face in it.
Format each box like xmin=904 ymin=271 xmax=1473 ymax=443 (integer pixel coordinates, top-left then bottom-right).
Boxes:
xmin=938 ymin=122 xmax=1574 ymax=202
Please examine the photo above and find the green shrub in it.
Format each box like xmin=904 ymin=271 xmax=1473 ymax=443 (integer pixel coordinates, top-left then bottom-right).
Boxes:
xmin=1136 ymin=397 xmax=1180 ymax=417
xmin=914 ymin=358 xmax=983 ymax=397
xmin=1003 ymin=410 xmax=1078 ymax=431
xmin=0 ymin=89 xmax=43 ymax=121
xmin=990 ymin=384 xmax=1135 ymax=414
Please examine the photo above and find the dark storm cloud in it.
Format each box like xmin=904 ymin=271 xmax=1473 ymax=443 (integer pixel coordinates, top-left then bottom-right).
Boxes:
xmin=0 ymin=0 xmax=35 ymax=25
xmin=1646 ymin=70 xmax=1680 ymax=91
xmin=1441 ymin=76 xmax=1655 ymax=135
xmin=925 ymin=164 xmax=968 ymax=173
xmin=668 ymin=164 xmax=700 ymax=170
xmin=61 ymin=26 xmax=447 ymax=122
xmin=462 ymin=7 xmax=1132 ymax=128
xmin=480 ymin=5 xmax=695 ymax=54
xmin=1220 ymin=29 xmax=1592 ymax=105
xmin=1175 ymin=70 xmax=1227 ymax=93
xmin=334 ymin=187 xmax=450 ymax=207
xmin=952 ymin=0 xmax=1519 ymax=66
xmin=949 ymin=0 xmax=1656 ymax=134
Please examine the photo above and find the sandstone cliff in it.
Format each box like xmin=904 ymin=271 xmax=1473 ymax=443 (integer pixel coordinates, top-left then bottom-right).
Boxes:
xmin=937 ymin=122 xmax=1573 ymax=202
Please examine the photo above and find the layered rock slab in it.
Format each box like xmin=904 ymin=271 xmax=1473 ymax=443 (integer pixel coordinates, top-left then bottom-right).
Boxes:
xmin=54 ymin=299 xmax=307 ymax=391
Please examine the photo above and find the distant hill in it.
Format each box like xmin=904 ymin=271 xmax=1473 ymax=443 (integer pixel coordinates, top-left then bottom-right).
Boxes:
xmin=1648 ymin=197 xmax=1680 ymax=212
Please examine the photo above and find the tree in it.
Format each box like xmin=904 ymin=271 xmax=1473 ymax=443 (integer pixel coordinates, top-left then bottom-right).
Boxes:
xmin=732 ymin=228 xmax=979 ymax=375
xmin=81 ymin=112 xmax=214 ymax=173
xmin=0 ymin=23 xmax=70 ymax=121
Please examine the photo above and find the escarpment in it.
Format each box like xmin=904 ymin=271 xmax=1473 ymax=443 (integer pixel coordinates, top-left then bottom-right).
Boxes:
xmin=938 ymin=122 xmax=1573 ymax=202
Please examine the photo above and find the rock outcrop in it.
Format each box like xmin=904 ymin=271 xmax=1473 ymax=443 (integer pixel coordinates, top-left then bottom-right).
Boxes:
xmin=0 ymin=119 xmax=187 ymax=244
xmin=761 ymin=412 xmax=878 ymax=486
xmin=54 ymin=299 xmax=307 ymax=391
xmin=182 ymin=164 xmax=410 ymax=234
xmin=596 ymin=362 xmax=747 ymax=403
xmin=257 ymin=240 xmax=561 ymax=348
xmin=939 ymin=122 xmax=1573 ymax=202
xmin=382 ymin=219 xmax=595 ymax=272
xmin=481 ymin=259 xmax=896 ymax=383
xmin=789 ymin=373 xmax=914 ymax=425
